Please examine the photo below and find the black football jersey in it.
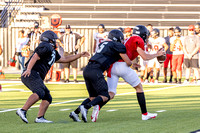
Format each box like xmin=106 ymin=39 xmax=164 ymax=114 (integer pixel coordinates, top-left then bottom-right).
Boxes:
xmin=25 ymin=42 xmax=61 ymax=80
xmin=89 ymin=41 xmax=126 ymax=71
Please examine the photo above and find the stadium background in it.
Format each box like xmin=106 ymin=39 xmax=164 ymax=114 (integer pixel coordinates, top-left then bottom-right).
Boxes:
xmin=0 ymin=0 xmax=200 ymax=69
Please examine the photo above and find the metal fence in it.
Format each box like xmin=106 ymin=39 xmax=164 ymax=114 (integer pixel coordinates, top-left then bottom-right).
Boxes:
xmin=0 ymin=26 xmax=189 ymax=70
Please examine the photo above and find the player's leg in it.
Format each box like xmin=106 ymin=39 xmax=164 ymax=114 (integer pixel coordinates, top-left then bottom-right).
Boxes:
xmin=169 ymin=54 xmax=173 ymax=83
xmin=17 ymin=71 xmax=47 ymax=123
xmin=163 ymin=54 xmax=170 ymax=83
xmin=177 ymin=54 xmax=184 ymax=83
xmin=184 ymin=58 xmax=190 ymax=83
xmin=192 ymin=58 xmax=200 ymax=83
xmin=35 ymin=87 xmax=53 ymax=123
xmin=64 ymin=66 xmax=70 ymax=82
xmin=121 ymin=68 xmax=157 ymax=120
xmin=72 ymin=59 xmax=78 ymax=82
xmin=155 ymin=59 xmax=160 ymax=83
xmin=172 ymin=55 xmax=178 ymax=83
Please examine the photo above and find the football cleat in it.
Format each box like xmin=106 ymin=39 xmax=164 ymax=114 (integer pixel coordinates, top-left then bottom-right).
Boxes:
xmin=16 ymin=108 xmax=28 ymax=123
xmin=142 ymin=112 xmax=157 ymax=120
xmin=155 ymin=80 xmax=158 ymax=84
xmin=150 ymin=79 xmax=154 ymax=83
xmin=69 ymin=111 xmax=81 ymax=122
xmin=144 ymin=79 xmax=149 ymax=84
xmin=35 ymin=117 xmax=53 ymax=123
xmin=79 ymin=105 xmax=88 ymax=122
xmin=183 ymin=80 xmax=189 ymax=84
xmin=91 ymin=105 xmax=100 ymax=122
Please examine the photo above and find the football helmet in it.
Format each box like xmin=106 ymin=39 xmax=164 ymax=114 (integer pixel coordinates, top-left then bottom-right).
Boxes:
xmin=108 ymin=29 xmax=124 ymax=43
xmin=151 ymin=28 xmax=160 ymax=38
xmin=40 ymin=30 xmax=58 ymax=48
xmin=132 ymin=25 xmax=148 ymax=43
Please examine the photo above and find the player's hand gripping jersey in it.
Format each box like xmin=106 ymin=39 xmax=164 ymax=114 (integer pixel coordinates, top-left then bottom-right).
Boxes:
xmin=25 ymin=42 xmax=61 ymax=80
xmin=89 ymin=41 xmax=126 ymax=71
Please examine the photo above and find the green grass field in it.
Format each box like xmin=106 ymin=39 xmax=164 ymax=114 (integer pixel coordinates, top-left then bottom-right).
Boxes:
xmin=0 ymin=76 xmax=200 ymax=133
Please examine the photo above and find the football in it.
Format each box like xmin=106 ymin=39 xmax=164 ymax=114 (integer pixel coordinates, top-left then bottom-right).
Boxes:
xmin=157 ymin=54 xmax=166 ymax=63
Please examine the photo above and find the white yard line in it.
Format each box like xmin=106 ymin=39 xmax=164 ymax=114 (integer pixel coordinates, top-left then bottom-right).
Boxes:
xmin=0 ymin=83 xmax=186 ymax=113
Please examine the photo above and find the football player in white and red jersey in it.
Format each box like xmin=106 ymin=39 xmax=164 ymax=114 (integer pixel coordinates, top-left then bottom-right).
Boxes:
xmin=146 ymin=28 xmax=168 ymax=83
xmin=93 ymin=24 xmax=109 ymax=53
xmin=170 ymin=26 xmax=184 ymax=84
xmin=90 ymin=25 xmax=165 ymax=122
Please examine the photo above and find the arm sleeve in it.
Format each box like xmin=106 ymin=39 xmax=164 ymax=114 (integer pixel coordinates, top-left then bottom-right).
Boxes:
xmin=55 ymin=50 xmax=61 ymax=61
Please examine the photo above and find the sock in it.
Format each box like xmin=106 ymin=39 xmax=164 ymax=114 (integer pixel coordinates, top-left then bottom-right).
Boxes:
xmin=178 ymin=79 xmax=181 ymax=83
xmin=141 ymin=76 xmax=144 ymax=80
xmin=38 ymin=116 xmax=44 ymax=119
xmin=84 ymin=96 xmax=103 ymax=110
xmin=74 ymin=98 xmax=91 ymax=114
xmin=146 ymin=72 xmax=150 ymax=80
xmin=21 ymin=109 xmax=27 ymax=112
xmin=156 ymin=70 xmax=160 ymax=80
xmin=99 ymin=100 xmax=109 ymax=109
xmin=186 ymin=79 xmax=189 ymax=82
xmin=150 ymin=76 xmax=153 ymax=79
xmin=137 ymin=92 xmax=147 ymax=114
xmin=174 ymin=78 xmax=177 ymax=83
xmin=170 ymin=75 xmax=173 ymax=80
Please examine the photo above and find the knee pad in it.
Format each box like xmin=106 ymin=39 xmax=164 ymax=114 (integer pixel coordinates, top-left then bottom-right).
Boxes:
xmin=34 ymin=90 xmax=45 ymax=99
xmin=42 ymin=92 xmax=52 ymax=104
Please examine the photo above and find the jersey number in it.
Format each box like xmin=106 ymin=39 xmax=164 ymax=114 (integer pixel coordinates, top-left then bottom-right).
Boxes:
xmin=48 ymin=51 xmax=56 ymax=66
xmin=96 ymin=42 xmax=108 ymax=53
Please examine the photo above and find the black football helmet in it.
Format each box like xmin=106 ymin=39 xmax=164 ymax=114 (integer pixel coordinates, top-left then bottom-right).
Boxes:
xmin=151 ymin=28 xmax=160 ymax=38
xmin=108 ymin=29 xmax=124 ymax=43
xmin=132 ymin=25 xmax=148 ymax=43
xmin=40 ymin=30 xmax=58 ymax=48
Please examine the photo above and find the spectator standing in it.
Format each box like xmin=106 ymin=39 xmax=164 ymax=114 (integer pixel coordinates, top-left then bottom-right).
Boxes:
xmin=15 ymin=30 xmax=29 ymax=74
xmin=183 ymin=25 xmax=200 ymax=84
xmin=93 ymin=24 xmax=108 ymax=54
xmin=59 ymin=24 xmax=85 ymax=83
xmin=163 ymin=28 xmax=174 ymax=83
xmin=170 ymin=26 xmax=184 ymax=84
xmin=28 ymin=22 xmax=41 ymax=57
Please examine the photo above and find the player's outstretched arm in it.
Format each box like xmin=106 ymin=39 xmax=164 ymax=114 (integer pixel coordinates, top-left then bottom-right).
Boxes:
xmin=137 ymin=47 xmax=165 ymax=61
xmin=56 ymin=51 xmax=90 ymax=63
xmin=22 ymin=53 xmax=40 ymax=77
xmin=119 ymin=53 xmax=132 ymax=66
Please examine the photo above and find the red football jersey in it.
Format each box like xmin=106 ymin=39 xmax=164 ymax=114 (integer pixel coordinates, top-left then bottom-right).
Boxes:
xmin=119 ymin=35 xmax=145 ymax=61
xmin=107 ymin=35 xmax=145 ymax=77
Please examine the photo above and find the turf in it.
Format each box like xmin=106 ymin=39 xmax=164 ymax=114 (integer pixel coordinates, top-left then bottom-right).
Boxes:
xmin=1 ymin=81 xmax=200 ymax=133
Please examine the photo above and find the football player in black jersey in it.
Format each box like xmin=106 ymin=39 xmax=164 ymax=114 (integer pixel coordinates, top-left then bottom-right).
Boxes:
xmin=69 ymin=29 xmax=133 ymax=122
xmin=16 ymin=30 xmax=89 ymax=124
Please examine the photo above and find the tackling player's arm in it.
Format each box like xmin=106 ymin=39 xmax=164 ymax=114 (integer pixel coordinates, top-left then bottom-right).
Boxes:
xmin=120 ymin=53 xmax=132 ymax=66
xmin=137 ymin=47 xmax=165 ymax=61
xmin=22 ymin=53 xmax=40 ymax=77
xmin=56 ymin=51 xmax=90 ymax=63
